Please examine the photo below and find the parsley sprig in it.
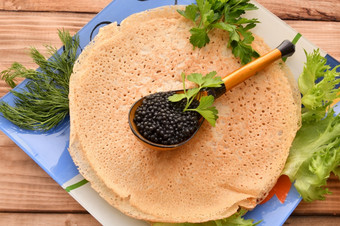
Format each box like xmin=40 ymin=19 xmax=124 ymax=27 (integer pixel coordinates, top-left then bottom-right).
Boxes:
xmin=0 ymin=30 xmax=79 ymax=131
xmin=178 ymin=0 xmax=260 ymax=64
xmin=168 ymin=71 xmax=224 ymax=126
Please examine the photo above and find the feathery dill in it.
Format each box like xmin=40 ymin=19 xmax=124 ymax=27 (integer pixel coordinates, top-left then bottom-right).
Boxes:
xmin=0 ymin=29 xmax=79 ymax=131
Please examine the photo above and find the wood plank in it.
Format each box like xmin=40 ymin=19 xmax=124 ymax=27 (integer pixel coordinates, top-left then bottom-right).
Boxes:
xmin=0 ymin=213 xmax=338 ymax=226
xmin=286 ymin=20 xmax=340 ymax=59
xmin=0 ymin=12 xmax=339 ymax=82
xmin=294 ymin=174 xmax=340 ymax=215
xmin=1 ymin=0 xmax=111 ymax=13
xmin=0 ymin=9 xmax=339 ymax=219
xmin=1 ymin=0 xmax=340 ymax=22
xmin=0 ymin=213 xmax=100 ymax=226
xmin=0 ymin=11 xmax=94 ymax=72
xmin=257 ymin=0 xmax=340 ymax=21
xmin=0 ymin=127 xmax=339 ymax=215
xmin=0 ymin=1 xmax=338 ymax=225
xmin=0 ymin=132 xmax=85 ymax=212
xmin=284 ymin=216 xmax=340 ymax=225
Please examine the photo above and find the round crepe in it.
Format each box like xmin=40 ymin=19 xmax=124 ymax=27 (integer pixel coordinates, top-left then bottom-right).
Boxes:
xmin=69 ymin=6 xmax=301 ymax=223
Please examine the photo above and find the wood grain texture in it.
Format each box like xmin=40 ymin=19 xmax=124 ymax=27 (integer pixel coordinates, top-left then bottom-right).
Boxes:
xmin=0 ymin=11 xmax=93 ymax=71
xmin=0 ymin=10 xmax=339 ymax=216
xmin=0 ymin=11 xmax=339 ymax=78
xmin=257 ymin=0 xmax=340 ymax=21
xmin=1 ymin=0 xmax=111 ymax=13
xmin=0 ymin=214 xmax=339 ymax=226
xmin=0 ymin=132 xmax=85 ymax=212
xmin=294 ymin=174 xmax=340 ymax=215
xmin=285 ymin=20 xmax=340 ymax=59
xmin=0 ymin=213 xmax=340 ymax=226
xmin=0 ymin=213 xmax=100 ymax=226
xmin=1 ymin=130 xmax=339 ymax=214
xmin=1 ymin=0 xmax=340 ymax=21
xmin=0 ymin=1 xmax=339 ymax=225
xmin=284 ymin=216 xmax=340 ymax=225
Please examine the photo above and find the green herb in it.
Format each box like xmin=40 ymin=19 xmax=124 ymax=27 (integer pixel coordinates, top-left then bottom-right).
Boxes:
xmin=283 ymin=49 xmax=340 ymax=201
xmin=0 ymin=29 xmax=79 ymax=131
xmin=178 ymin=0 xmax=260 ymax=64
xmin=298 ymin=49 xmax=340 ymax=122
xmin=153 ymin=209 xmax=261 ymax=226
xmin=168 ymin=71 xmax=223 ymax=126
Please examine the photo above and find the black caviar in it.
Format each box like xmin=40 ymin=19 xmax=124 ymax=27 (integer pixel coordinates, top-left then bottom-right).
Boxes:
xmin=133 ymin=92 xmax=201 ymax=145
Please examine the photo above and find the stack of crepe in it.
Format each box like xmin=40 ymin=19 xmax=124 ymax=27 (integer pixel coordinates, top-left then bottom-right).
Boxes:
xmin=68 ymin=6 xmax=301 ymax=223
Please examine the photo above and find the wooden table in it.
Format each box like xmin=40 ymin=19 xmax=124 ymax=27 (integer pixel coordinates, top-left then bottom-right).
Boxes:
xmin=0 ymin=0 xmax=339 ymax=225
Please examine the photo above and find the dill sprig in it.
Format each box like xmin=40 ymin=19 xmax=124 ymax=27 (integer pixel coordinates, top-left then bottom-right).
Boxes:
xmin=0 ymin=29 xmax=79 ymax=131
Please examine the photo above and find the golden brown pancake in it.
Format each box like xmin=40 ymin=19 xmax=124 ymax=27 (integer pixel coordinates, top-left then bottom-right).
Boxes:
xmin=69 ymin=5 xmax=301 ymax=223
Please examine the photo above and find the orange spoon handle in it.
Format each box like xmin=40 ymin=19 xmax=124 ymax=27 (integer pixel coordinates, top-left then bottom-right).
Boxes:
xmin=222 ymin=40 xmax=295 ymax=90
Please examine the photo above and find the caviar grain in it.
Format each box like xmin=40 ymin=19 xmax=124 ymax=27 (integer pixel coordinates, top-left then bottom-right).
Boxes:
xmin=134 ymin=92 xmax=200 ymax=145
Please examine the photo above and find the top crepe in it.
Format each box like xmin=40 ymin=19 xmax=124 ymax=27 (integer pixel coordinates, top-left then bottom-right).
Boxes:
xmin=68 ymin=5 xmax=301 ymax=223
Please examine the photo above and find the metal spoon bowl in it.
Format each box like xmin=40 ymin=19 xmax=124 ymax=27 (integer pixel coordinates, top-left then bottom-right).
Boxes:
xmin=128 ymin=40 xmax=295 ymax=151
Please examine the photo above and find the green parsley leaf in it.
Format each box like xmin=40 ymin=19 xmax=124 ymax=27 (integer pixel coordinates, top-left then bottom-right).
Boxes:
xmin=179 ymin=0 xmax=259 ymax=64
xmin=168 ymin=93 xmax=186 ymax=102
xmin=201 ymin=71 xmax=224 ymax=88
xmin=203 ymin=70 xmax=217 ymax=79
xmin=213 ymin=22 xmax=238 ymax=39
xmin=177 ymin=4 xmax=199 ymax=22
xmin=195 ymin=95 xmax=215 ymax=110
xmin=192 ymin=107 xmax=218 ymax=126
xmin=187 ymin=72 xmax=205 ymax=86
xmin=190 ymin=28 xmax=210 ymax=48
xmin=188 ymin=95 xmax=219 ymax=126
xmin=231 ymin=39 xmax=260 ymax=65
xmin=196 ymin=0 xmax=213 ymax=20
xmin=186 ymin=88 xmax=201 ymax=100
xmin=168 ymin=71 xmax=224 ymax=126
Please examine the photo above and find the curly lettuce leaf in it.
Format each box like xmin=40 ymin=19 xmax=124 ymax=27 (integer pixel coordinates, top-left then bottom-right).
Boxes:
xmin=283 ymin=110 xmax=340 ymax=201
xmin=299 ymin=49 xmax=340 ymax=122
xmin=298 ymin=49 xmax=328 ymax=95
xmin=283 ymin=49 xmax=340 ymax=201
xmin=153 ymin=209 xmax=260 ymax=226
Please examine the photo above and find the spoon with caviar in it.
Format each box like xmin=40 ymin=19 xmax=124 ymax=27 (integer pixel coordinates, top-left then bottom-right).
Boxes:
xmin=129 ymin=40 xmax=295 ymax=151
